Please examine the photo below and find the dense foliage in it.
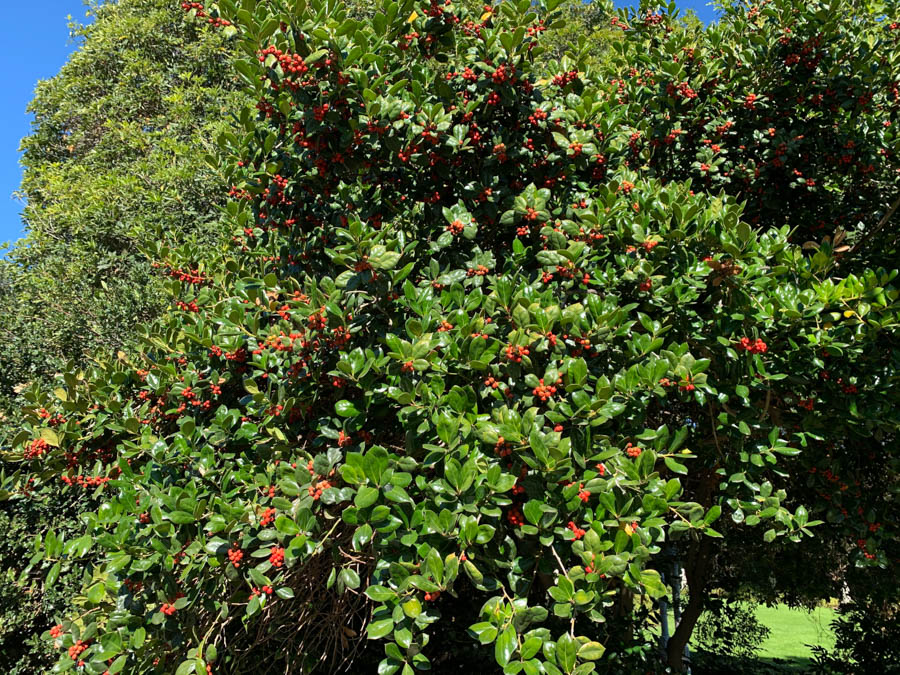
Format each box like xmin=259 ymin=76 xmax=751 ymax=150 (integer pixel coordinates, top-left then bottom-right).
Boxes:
xmin=0 ymin=0 xmax=244 ymax=404
xmin=0 ymin=0 xmax=244 ymax=671
xmin=811 ymin=599 xmax=900 ymax=673
xmin=0 ymin=0 xmax=897 ymax=674
xmin=692 ymin=597 xmax=769 ymax=661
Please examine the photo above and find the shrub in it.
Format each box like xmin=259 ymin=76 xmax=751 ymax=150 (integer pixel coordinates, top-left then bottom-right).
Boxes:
xmin=0 ymin=484 xmax=90 ymax=674
xmin=810 ymin=600 xmax=900 ymax=674
xmin=693 ymin=597 xmax=770 ymax=660
xmin=1 ymin=1 xmax=897 ymax=674
xmin=0 ymin=0 xmax=244 ymax=404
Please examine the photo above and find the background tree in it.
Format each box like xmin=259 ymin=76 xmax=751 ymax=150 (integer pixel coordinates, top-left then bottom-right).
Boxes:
xmin=0 ymin=1 xmax=245 ymax=671
xmin=0 ymin=0 xmax=246 ymax=407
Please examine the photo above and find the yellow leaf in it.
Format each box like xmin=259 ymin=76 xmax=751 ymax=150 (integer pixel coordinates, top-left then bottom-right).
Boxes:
xmin=40 ymin=428 xmax=60 ymax=448
xmin=408 ymin=11 xmax=418 ymax=23
xmin=843 ymin=310 xmax=855 ymax=318
xmin=480 ymin=10 xmax=493 ymax=21
xmin=624 ymin=523 xmax=634 ymax=535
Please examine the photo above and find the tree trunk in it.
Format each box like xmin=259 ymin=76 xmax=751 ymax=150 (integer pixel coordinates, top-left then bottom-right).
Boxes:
xmin=666 ymin=536 xmax=714 ymax=671
xmin=615 ymin=586 xmax=636 ymax=645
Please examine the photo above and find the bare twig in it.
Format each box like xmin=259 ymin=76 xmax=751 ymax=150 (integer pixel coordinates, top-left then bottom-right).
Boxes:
xmin=550 ymin=544 xmax=572 ymax=581
xmin=848 ymin=193 xmax=900 ymax=255
xmin=757 ymin=388 xmax=772 ymax=422
xmin=707 ymin=400 xmax=724 ymax=460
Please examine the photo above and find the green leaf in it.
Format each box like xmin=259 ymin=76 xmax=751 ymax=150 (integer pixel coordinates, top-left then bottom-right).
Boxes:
xmin=371 ymin=251 xmax=402 ymax=270
xmin=168 ymin=511 xmax=195 ymax=524
xmin=45 ymin=562 xmax=61 ymax=589
xmin=640 ymin=569 xmax=668 ymax=599
xmin=335 ymin=400 xmax=361 ymax=417
xmin=523 ymin=500 xmax=544 ymax=525
xmin=109 ymin=655 xmax=128 ymax=674
xmin=495 ymin=627 xmax=517 ymax=666
xmin=402 ymin=597 xmax=422 ymax=618
xmin=703 ymin=505 xmax=722 ymax=525
xmin=578 ymin=641 xmax=606 ymax=660
xmin=40 ymin=428 xmax=60 ymax=447
xmin=354 ymin=486 xmax=379 ymax=508
xmin=352 ymin=523 xmax=373 ymax=550
xmin=365 ymin=585 xmax=396 ymax=602
xmin=304 ymin=49 xmax=328 ymax=65
xmin=664 ymin=456 xmax=688 ymax=475
xmin=87 ymin=582 xmax=105 ymax=604
xmin=279 ymin=478 xmax=302 ymax=496
xmin=426 ymin=548 xmax=444 ymax=584
xmin=463 ymin=560 xmax=483 ymax=586
xmin=367 ymin=618 xmax=394 ymax=639
xmin=69 ymin=534 xmax=92 ymax=558
xmin=529 ymin=429 xmax=549 ymax=465
xmin=340 ymin=568 xmax=361 ymax=590
xmin=556 ymin=634 xmax=577 ymax=672
xmin=175 ymin=660 xmax=196 ymax=675
xmin=275 ymin=516 xmax=300 ymax=535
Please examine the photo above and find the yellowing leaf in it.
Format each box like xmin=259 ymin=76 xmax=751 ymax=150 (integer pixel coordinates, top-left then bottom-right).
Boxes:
xmin=408 ymin=11 xmax=418 ymax=23
xmin=843 ymin=310 xmax=854 ymax=318
xmin=481 ymin=11 xmax=493 ymax=21
xmin=40 ymin=428 xmax=60 ymax=448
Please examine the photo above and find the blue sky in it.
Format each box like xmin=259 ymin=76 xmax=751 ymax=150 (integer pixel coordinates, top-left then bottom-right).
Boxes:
xmin=1 ymin=1 xmax=89 ymax=250
xmin=0 ymin=0 xmax=720 ymax=250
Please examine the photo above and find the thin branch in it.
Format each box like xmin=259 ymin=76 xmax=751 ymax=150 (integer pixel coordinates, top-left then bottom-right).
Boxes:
xmin=848 ymin=192 xmax=900 ymax=255
xmin=757 ymin=388 xmax=772 ymax=422
xmin=707 ymin=400 xmax=723 ymax=460
xmin=550 ymin=544 xmax=572 ymax=581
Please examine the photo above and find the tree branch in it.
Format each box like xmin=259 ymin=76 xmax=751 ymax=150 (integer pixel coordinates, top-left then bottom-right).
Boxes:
xmin=848 ymin=192 xmax=900 ymax=255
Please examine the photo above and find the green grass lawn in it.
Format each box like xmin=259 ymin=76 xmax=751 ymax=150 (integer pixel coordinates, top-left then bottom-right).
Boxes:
xmin=754 ymin=604 xmax=835 ymax=660
xmin=665 ymin=603 xmax=836 ymax=672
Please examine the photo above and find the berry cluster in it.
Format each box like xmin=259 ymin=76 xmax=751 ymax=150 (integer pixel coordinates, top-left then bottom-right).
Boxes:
xmin=494 ymin=437 xmax=512 ymax=458
xmin=24 ymin=438 xmax=50 ymax=460
xmin=447 ymin=219 xmax=465 ymax=235
xmin=227 ymin=546 xmax=244 ymax=568
xmin=68 ymin=640 xmax=88 ymax=661
xmin=736 ymin=337 xmax=768 ymax=354
xmin=625 ymin=443 xmax=642 ymax=458
xmin=567 ymin=521 xmax=586 ymax=539
xmin=506 ymin=506 xmax=525 ymax=527
xmin=504 ymin=344 xmax=530 ymax=362
xmin=532 ymin=377 xmax=560 ymax=403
